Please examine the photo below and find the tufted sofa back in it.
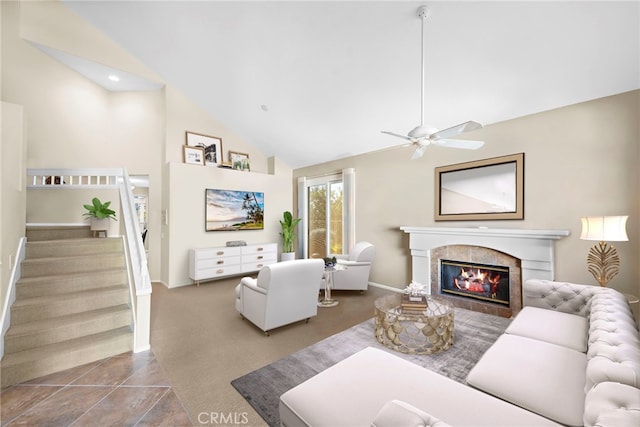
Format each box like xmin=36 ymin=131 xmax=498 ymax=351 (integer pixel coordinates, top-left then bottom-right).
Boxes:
xmin=586 ymin=289 xmax=640 ymax=390
xmin=523 ymin=279 xmax=598 ymax=317
xmin=523 ymin=279 xmax=640 ymax=393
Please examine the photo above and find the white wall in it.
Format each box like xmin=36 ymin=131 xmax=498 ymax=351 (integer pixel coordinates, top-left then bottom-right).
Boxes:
xmin=295 ymin=90 xmax=640 ymax=298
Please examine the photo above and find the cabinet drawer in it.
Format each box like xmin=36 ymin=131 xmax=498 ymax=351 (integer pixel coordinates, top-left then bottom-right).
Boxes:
xmin=242 ymin=243 xmax=277 ymax=256
xmin=242 ymin=252 xmax=277 ymax=264
xmin=197 ymin=265 xmax=242 ymax=279
xmin=197 ymin=255 xmax=241 ymax=269
xmin=194 ymin=247 xmax=241 ymax=260
xmin=241 ymin=259 xmax=277 ymax=273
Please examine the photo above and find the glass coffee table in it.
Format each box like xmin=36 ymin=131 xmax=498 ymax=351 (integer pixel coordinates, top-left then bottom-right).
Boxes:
xmin=374 ymin=293 xmax=454 ymax=355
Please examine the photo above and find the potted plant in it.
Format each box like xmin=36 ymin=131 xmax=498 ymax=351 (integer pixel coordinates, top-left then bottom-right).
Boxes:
xmin=280 ymin=210 xmax=301 ymax=261
xmin=83 ymin=197 xmax=117 ymax=236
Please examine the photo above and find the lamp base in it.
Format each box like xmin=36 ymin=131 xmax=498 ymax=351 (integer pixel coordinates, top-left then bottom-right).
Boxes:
xmin=586 ymin=241 xmax=620 ymax=287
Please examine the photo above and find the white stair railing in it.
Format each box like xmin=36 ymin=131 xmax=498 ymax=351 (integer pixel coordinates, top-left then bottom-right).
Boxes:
xmin=26 ymin=168 xmax=152 ymax=352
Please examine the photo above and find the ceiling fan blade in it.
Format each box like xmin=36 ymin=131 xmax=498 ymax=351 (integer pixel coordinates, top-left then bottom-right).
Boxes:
xmin=431 ymin=138 xmax=484 ymax=150
xmin=381 ymin=130 xmax=413 ymax=141
xmin=411 ymin=143 xmax=428 ymax=159
xmin=431 ymin=121 xmax=483 ymax=140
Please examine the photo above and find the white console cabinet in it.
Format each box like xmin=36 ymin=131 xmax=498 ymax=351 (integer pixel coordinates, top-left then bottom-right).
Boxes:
xmin=189 ymin=243 xmax=278 ymax=285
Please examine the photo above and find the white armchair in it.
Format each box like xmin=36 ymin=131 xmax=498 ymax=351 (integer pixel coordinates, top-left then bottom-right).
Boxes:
xmin=235 ymin=259 xmax=324 ymax=335
xmin=330 ymin=241 xmax=375 ymax=292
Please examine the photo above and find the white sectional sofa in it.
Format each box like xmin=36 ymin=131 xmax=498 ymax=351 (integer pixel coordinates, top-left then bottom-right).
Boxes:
xmin=279 ymin=280 xmax=640 ymax=426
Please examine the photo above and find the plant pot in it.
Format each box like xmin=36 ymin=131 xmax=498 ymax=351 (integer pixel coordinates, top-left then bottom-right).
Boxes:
xmin=90 ymin=218 xmax=110 ymax=236
xmin=281 ymin=252 xmax=295 ymax=262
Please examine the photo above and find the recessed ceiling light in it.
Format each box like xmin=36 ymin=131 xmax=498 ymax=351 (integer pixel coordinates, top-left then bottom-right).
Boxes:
xmin=261 ymin=104 xmax=268 ymax=112
xmin=108 ymin=75 xmax=120 ymax=82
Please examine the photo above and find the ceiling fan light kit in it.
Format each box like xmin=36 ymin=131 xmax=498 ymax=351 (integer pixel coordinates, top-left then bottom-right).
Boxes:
xmin=382 ymin=5 xmax=485 ymax=159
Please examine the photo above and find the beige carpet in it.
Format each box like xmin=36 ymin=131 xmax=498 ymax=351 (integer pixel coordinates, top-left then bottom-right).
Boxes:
xmin=149 ymin=278 xmax=393 ymax=426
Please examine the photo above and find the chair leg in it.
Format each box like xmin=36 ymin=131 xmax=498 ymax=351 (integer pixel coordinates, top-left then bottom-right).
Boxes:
xmin=265 ymin=330 xmax=270 ymax=337
xmin=305 ymin=318 xmax=310 ymax=323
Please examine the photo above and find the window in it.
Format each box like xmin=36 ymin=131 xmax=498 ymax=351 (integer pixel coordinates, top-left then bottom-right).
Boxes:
xmin=298 ymin=168 xmax=355 ymax=259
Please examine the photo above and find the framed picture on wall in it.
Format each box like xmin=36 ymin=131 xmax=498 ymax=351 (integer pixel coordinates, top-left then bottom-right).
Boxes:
xmin=186 ymin=131 xmax=223 ymax=165
xmin=229 ymin=151 xmax=250 ymax=171
xmin=205 ymin=188 xmax=264 ymax=231
xmin=182 ymin=145 xmax=205 ymax=165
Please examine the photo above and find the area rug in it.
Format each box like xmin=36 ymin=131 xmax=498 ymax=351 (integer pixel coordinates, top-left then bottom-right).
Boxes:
xmin=231 ymin=307 xmax=511 ymax=426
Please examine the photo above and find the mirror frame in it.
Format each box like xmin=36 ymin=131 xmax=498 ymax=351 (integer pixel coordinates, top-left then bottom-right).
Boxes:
xmin=435 ymin=153 xmax=524 ymax=221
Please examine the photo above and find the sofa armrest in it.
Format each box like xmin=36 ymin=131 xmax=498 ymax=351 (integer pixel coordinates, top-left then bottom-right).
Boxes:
xmin=240 ymin=277 xmax=267 ymax=295
xmin=583 ymin=382 xmax=640 ymax=427
xmin=522 ymin=279 xmax=597 ymax=317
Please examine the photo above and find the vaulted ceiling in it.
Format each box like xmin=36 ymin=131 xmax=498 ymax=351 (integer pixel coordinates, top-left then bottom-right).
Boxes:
xmin=63 ymin=1 xmax=639 ymax=168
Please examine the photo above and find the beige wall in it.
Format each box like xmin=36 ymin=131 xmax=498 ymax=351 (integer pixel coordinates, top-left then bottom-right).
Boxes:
xmin=1 ymin=0 xmax=293 ymax=289
xmin=295 ymin=90 xmax=640 ymax=298
xmin=1 ymin=102 xmax=27 ymax=307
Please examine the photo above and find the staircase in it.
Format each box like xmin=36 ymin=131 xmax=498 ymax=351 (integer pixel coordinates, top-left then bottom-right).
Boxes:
xmin=1 ymin=226 xmax=133 ymax=388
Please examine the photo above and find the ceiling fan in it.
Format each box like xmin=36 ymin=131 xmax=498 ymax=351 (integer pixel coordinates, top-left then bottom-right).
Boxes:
xmin=382 ymin=6 xmax=484 ymax=160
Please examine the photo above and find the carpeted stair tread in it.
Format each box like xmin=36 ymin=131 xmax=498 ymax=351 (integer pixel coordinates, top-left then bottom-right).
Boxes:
xmin=12 ymin=285 xmax=128 ymax=307
xmin=0 ymin=328 xmax=133 ymax=387
xmin=4 ymin=305 xmax=132 ymax=353
xmin=1 ymin=327 xmax=133 ymax=367
xmin=17 ymin=268 xmax=127 ymax=286
xmin=25 ymin=238 xmax=122 ymax=258
xmin=6 ymin=304 xmax=131 ymax=336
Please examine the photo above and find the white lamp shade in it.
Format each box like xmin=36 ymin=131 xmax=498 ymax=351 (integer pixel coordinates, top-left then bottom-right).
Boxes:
xmin=580 ymin=216 xmax=629 ymax=242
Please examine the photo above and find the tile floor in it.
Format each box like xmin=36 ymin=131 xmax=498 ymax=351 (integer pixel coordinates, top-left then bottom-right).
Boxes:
xmin=0 ymin=350 xmax=192 ymax=426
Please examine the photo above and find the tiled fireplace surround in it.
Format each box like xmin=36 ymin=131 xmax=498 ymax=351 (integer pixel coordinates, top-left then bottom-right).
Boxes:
xmin=400 ymin=226 xmax=570 ymax=318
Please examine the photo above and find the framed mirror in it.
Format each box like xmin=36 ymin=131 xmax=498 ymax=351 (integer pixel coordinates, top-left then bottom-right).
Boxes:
xmin=435 ymin=153 xmax=524 ymax=221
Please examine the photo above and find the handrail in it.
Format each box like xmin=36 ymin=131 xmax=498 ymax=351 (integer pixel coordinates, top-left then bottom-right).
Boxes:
xmin=26 ymin=168 xmax=151 ymax=352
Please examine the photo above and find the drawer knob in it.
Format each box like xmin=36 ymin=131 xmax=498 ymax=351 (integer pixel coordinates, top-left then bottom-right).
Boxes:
xmin=257 ymin=264 xmax=264 ymax=268
xmin=216 ymin=269 xmax=224 ymax=274
xmin=217 ymin=251 xmax=224 ymax=256
xmin=257 ymin=247 xmax=264 ymax=251
xmin=217 ymin=260 xmax=224 ymax=265
xmin=257 ymin=256 xmax=264 ymax=260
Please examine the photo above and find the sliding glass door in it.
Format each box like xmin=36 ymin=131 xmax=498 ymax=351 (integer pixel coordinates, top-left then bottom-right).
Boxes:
xmin=307 ymin=178 xmax=343 ymax=258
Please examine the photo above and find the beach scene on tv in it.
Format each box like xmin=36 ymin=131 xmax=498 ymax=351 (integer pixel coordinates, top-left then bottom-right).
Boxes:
xmin=206 ymin=189 xmax=264 ymax=231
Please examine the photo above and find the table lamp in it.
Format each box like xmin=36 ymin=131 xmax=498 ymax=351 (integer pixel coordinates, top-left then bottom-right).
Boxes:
xmin=580 ymin=215 xmax=628 ymax=287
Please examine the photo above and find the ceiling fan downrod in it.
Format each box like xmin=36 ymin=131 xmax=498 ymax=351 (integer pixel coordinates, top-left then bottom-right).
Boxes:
xmin=417 ymin=6 xmax=431 ymax=129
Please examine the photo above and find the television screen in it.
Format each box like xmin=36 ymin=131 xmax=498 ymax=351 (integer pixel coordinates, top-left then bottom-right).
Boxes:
xmin=205 ymin=189 xmax=264 ymax=231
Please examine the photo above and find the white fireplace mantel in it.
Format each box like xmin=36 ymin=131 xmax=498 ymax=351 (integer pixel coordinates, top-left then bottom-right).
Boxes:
xmin=400 ymin=226 xmax=570 ymax=290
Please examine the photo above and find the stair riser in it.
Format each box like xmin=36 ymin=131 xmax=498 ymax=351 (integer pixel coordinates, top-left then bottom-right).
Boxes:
xmin=17 ymin=270 xmax=128 ymax=298
xmin=21 ymin=254 xmax=125 ymax=278
xmin=26 ymin=227 xmax=92 ymax=241
xmin=4 ymin=310 xmax=132 ymax=353
xmin=26 ymin=239 xmax=122 ymax=259
xmin=11 ymin=289 xmax=130 ymax=323
xmin=1 ymin=333 xmax=132 ymax=388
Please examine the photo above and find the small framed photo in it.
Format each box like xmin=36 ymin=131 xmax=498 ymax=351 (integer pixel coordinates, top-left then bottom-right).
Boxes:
xmin=229 ymin=151 xmax=250 ymax=171
xmin=186 ymin=131 xmax=223 ymax=165
xmin=183 ymin=145 xmax=205 ymax=165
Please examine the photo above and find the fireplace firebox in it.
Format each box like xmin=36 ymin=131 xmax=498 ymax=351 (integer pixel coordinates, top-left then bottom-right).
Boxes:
xmin=440 ymin=259 xmax=510 ymax=307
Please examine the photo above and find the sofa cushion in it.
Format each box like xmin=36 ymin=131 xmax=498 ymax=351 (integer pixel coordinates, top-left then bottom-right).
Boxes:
xmin=279 ymin=347 xmax=559 ymax=427
xmin=583 ymin=381 xmax=640 ymax=427
xmin=505 ymin=306 xmax=588 ymax=352
xmin=466 ymin=334 xmax=587 ymax=426
xmin=371 ymin=400 xmax=451 ymax=427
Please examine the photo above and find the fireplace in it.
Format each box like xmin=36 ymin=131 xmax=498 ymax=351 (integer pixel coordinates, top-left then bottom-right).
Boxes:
xmin=440 ymin=259 xmax=510 ymax=306
xmin=431 ymin=245 xmax=520 ymax=317
xmin=400 ymin=226 xmax=570 ymax=318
